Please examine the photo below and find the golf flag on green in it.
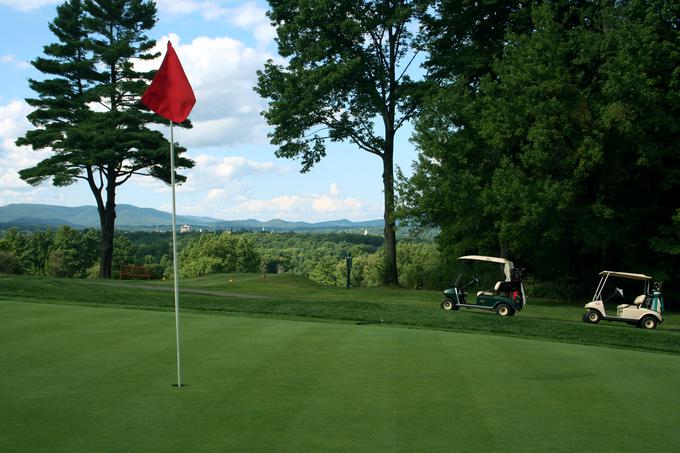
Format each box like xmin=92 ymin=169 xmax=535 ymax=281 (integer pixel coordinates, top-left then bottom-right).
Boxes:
xmin=142 ymin=41 xmax=195 ymax=388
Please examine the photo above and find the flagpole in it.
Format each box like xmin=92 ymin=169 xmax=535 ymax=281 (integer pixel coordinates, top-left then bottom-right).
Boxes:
xmin=170 ymin=119 xmax=182 ymax=388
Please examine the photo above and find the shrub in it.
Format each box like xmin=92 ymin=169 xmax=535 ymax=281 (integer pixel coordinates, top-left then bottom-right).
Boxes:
xmin=0 ymin=251 xmax=22 ymax=274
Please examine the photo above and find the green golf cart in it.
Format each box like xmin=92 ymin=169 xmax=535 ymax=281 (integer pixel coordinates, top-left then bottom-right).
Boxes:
xmin=441 ymin=255 xmax=526 ymax=317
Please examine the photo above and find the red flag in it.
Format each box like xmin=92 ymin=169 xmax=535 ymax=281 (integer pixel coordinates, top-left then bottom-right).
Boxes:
xmin=142 ymin=42 xmax=196 ymax=123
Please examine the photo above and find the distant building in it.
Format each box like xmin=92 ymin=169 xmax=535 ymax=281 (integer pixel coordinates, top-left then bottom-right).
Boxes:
xmin=180 ymin=224 xmax=191 ymax=233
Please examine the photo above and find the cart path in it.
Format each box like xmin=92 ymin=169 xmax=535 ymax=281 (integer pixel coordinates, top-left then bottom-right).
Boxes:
xmin=88 ymin=281 xmax=272 ymax=299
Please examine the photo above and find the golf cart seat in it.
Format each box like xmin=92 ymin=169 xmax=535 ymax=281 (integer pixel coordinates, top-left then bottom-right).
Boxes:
xmin=477 ymin=281 xmax=505 ymax=297
xmin=617 ymin=294 xmax=647 ymax=310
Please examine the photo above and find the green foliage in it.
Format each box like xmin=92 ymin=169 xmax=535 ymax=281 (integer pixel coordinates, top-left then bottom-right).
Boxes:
xmin=254 ymin=231 xmax=381 ymax=277
xmin=309 ymin=256 xmax=344 ymax=286
xmin=0 ymin=252 xmax=22 ymax=274
xmin=112 ymin=236 xmax=137 ymax=271
xmin=397 ymin=242 xmax=449 ymax=289
xmin=179 ymin=232 xmax=260 ymax=278
xmin=15 ymin=0 xmax=194 ymax=278
xmin=400 ymin=0 xmax=680 ymax=298
xmin=256 ymin=0 xmax=425 ymax=284
xmin=0 ymin=228 xmax=451 ymax=290
xmin=0 ymin=228 xmax=55 ymax=275
xmin=45 ymin=226 xmax=99 ymax=277
xmin=348 ymin=252 xmax=386 ymax=287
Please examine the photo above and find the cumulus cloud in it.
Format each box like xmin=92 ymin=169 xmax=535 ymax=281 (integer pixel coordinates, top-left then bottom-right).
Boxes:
xmin=229 ymin=1 xmax=276 ymax=46
xmin=1 ymin=55 xmax=31 ymax=70
xmin=0 ymin=100 xmax=54 ymax=204
xmin=0 ymin=0 xmax=59 ymax=12
xmin=127 ymin=153 xmax=285 ymax=195
xmin=228 ymin=184 xmax=371 ymax=221
xmin=156 ymin=1 xmax=275 ymax=46
xmin=138 ymin=33 xmax=276 ymax=148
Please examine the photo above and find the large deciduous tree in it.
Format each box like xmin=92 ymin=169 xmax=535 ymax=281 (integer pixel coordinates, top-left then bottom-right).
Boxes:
xmin=255 ymin=0 xmax=423 ymax=285
xmin=400 ymin=0 xmax=680 ymax=296
xmin=16 ymin=0 xmax=194 ymax=278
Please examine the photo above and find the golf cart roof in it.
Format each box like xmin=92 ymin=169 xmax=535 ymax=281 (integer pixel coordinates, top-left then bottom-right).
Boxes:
xmin=599 ymin=271 xmax=652 ymax=281
xmin=458 ymin=255 xmax=514 ymax=266
xmin=458 ymin=255 xmax=514 ymax=280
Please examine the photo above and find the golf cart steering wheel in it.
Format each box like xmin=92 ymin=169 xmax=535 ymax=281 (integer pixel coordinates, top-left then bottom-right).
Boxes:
xmin=461 ymin=275 xmax=480 ymax=290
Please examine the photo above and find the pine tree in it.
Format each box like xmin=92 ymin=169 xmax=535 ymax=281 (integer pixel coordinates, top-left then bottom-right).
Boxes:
xmin=17 ymin=0 xmax=194 ymax=278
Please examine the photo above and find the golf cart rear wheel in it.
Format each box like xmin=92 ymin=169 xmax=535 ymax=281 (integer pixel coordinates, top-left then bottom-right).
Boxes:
xmin=441 ymin=299 xmax=457 ymax=311
xmin=639 ymin=316 xmax=658 ymax=330
xmin=496 ymin=303 xmax=514 ymax=317
xmin=585 ymin=310 xmax=601 ymax=324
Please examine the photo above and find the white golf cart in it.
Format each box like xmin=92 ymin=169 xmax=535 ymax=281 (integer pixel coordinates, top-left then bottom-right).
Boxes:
xmin=583 ymin=271 xmax=664 ymax=329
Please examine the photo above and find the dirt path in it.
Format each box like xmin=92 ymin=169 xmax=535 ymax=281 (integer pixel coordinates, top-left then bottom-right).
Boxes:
xmin=89 ymin=281 xmax=272 ymax=299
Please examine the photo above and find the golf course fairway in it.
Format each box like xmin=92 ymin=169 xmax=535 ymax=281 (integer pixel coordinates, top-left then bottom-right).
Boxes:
xmin=1 ymin=300 xmax=678 ymax=452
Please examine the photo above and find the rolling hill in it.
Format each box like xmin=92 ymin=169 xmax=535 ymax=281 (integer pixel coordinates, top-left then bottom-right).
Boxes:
xmin=0 ymin=203 xmax=383 ymax=232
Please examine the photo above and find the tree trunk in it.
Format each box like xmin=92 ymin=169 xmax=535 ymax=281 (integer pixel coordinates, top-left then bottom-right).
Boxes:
xmin=100 ymin=211 xmax=115 ymax=278
xmin=98 ymin=171 xmax=117 ymax=279
xmin=382 ymin=141 xmax=398 ymax=285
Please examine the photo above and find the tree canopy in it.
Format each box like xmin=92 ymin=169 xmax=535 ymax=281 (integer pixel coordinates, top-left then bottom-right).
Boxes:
xmin=16 ymin=0 xmax=194 ymax=278
xmin=256 ymin=0 xmax=424 ymax=284
xmin=399 ymin=0 xmax=680 ymax=297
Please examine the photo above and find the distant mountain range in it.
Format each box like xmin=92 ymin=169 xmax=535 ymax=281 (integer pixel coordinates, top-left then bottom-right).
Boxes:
xmin=0 ymin=203 xmax=384 ymax=232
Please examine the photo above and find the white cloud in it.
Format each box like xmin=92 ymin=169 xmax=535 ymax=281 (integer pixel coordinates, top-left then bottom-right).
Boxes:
xmin=229 ymin=1 xmax=276 ymax=46
xmin=125 ymin=153 xmax=284 ymax=196
xmin=131 ymin=164 xmax=373 ymax=221
xmin=0 ymin=101 xmax=31 ymax=137
xmin=0 ymin=100 xmax=54 ymax=205
xmin=156 ymin=0 xmax=227 ymax=20
xmin=229 ymin=185 xmax=369 ymax=221
xmin=193 ymin=154 xmax=276 ymax=181
xmin=1 ymin=55 xmax=31 ymax=70
xmin=130 ymin=153 xmax=285 ymax=218
xmin=156 ymin=1 xmax=275 ymax=47
xmin=0 ymin=0 xmax=58 ymax=12
xmin=138 ymin=33 xmax=277 ymax=148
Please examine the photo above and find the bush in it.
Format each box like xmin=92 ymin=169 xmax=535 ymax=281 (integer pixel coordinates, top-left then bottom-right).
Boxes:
xmin=179 ymin=232 xmax=260 ymax=278
xmin=309 ymin=256 xmax=344 ymax=286
xmin=46 ymin=250 xmax=72 ymax=277
xmin=0 ymin=251 xmax=22 ymax=274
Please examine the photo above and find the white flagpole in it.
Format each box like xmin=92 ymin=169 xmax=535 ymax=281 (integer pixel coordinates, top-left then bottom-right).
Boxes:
xmin=170 ymin=119 xmax=182 ymax=387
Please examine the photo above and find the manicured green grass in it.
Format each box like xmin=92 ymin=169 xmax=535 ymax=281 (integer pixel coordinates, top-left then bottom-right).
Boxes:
xmin=1 ymin=300 xmax=679 ymax=452
xmin=1 ymin=274 xmax=679 ymax=354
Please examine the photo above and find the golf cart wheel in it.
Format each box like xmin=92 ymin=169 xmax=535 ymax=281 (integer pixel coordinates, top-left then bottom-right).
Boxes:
xmin=639 ymin=316 xmax=658 ymax=330
xmin=585 ymin=310 xmax=601 ymax=324
xmin=496 ymin=303 xmax=514 ymax=317
xmin=441 ymin=299 xmax=457 ymax=311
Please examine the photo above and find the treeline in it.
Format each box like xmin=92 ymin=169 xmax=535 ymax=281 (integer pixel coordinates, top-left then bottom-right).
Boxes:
xmin=0 ymin=226 xmax=136 ymax=278
xmin=0 ymin=228 xmax=449 ymax=290
xmin=399 ymin=0 xmax=680 ymax=299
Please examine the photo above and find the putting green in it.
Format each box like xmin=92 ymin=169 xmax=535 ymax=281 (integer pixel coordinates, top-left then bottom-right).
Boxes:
xmin=1 ymin=300 xmax=678 ymax=452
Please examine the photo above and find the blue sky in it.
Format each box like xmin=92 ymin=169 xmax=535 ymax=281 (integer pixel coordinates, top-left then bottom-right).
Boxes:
xmin=0 ymin=0 xmax=420 ymax=222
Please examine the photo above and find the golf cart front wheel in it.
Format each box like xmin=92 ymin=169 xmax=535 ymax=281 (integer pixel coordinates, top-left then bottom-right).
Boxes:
xmin=441 ymin=299 xmax=457 ymax=311
xmin=585 ymin=310 xmax=601 ymax=324
xmin=496 ymin=304 xmax=514 ymax=317
xmin=639 ymin=316 xmax=658 ymax=330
